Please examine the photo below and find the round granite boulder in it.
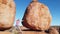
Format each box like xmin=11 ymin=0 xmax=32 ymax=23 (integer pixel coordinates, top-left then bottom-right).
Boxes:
xmin=22 ymin=0 xmax=52 ymax=30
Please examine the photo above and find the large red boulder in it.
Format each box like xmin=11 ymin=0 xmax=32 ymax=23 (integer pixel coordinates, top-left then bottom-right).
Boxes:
xmin=22 ymin=0 xmax=52 ymax=30
xmin=0 ymin=0 xmax=16 ymax=30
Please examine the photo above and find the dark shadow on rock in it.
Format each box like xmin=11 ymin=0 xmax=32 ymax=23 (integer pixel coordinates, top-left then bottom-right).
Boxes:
xmin=22 ymin=29 xmax=43 ymax=32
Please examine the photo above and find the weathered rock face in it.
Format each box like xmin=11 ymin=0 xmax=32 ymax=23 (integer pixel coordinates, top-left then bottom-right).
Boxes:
xmin=20 ymin=26 xmax=59 ymax=34
xmin=22 ymin=0 xmax=52 ymax=30
xmin=0 ymin=0 xmax=16 ymax=30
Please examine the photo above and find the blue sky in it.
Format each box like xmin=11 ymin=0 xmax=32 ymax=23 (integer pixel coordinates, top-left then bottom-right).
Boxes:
xmin=14 ymin=0 xmax=60 ymax=26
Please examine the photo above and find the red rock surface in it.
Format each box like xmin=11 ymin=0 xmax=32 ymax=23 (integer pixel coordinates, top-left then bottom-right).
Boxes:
xmin=0 ymin=0 xmax=16 ymax=30
xmin=22 ymin=0 xmax=52 ymax=30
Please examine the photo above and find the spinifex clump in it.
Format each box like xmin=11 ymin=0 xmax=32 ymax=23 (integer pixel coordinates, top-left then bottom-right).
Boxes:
xmin=22 ymin=0 xmax=52 ymax=30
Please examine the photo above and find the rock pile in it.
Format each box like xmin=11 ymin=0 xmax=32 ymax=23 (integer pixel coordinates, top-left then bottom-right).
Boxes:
xmin=22 ymin=0 xmax=59 ymax=34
